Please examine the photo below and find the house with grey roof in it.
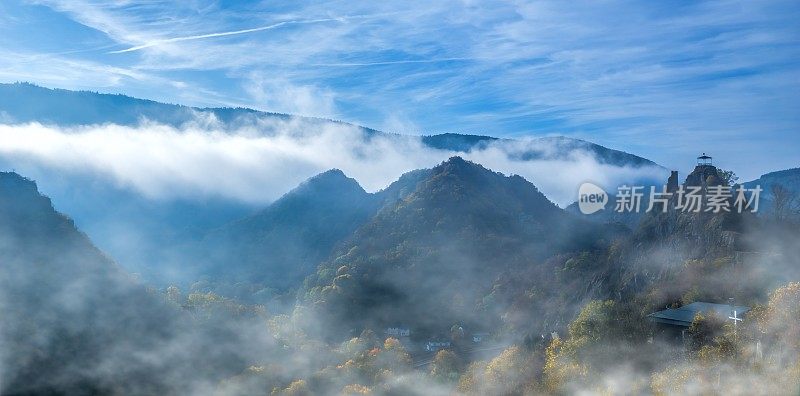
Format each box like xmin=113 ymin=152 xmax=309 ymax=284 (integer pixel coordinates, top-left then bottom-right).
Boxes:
xmin=648 ymin=301 xmax=750 ymax=343
xmin=648 ymin=302 xmax=750 ymax=328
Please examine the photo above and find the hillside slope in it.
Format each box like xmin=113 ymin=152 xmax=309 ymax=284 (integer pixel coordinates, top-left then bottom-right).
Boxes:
xmin=199 ymin=169 xmax=379 ymax=289
xmin=0 ymin=172 xmax=265 ymax=394
xmin=303 ymin=157 xmax=612 ymax=336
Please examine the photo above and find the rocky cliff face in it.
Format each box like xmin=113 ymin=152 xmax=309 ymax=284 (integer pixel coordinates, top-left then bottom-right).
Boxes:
xmin=612 ymin=165 xmax=747 ymax=295
xmin=683 ymin=164 xmax=725 ymax=188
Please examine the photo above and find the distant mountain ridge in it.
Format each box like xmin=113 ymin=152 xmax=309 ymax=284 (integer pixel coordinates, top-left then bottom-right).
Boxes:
xmin=743 ymin=167 xmax=800 ymax=194
xmin=422 ymin=133 xmax=659 ymax=167
xmin=741 ymin=167 xmax=800 ymax=217
xmin=0 ymin=82 xmax=664 ymax=287
xmin=0 ymin=82 xmax=658 ymax=168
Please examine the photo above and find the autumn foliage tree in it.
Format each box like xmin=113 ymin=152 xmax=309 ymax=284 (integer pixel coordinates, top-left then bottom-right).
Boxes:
xmin=430 ymin=349 xmax=461 ymax=383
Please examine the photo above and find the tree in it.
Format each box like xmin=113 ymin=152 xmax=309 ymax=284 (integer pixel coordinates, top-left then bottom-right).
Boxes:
xmin=456 ymin=361 xmax=483 ymax=394
xmin=567 ymin=300 xmax=616 ymax=343
xmin=542 ymin=300 xmax=653 ymax=393
xmin=542 ymin=336 xmax=585 ymax=393
xmin=771 ymin=184 xmax=798 ymax=220
xmin=763 ymin=282 xmax=800 ymax=351
xmin=341 ymin=384 xmax=371 ymax=395
xmin=430 ymin=350 xmax=461 ymax=382
xmin=717 ymin=169 xmax=739 ymax=186
xmin=483 ymin=346 xmax=536 ymax=394
xmin=282 ymin=379 xmax=310 ymax=396
xmin=687 ymin=312 xmax=723 ymax=353
xmin=378 ymin=337 xmax=411 ymax=372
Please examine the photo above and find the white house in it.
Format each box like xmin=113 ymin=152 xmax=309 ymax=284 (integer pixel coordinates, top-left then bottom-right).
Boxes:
xmin=425 ymin=341 xmax=451 ymax=352
xmin=386 ymin=327 xmax=411 ymax=337
xmin=471 ymin=332 xmax=490 ymax=343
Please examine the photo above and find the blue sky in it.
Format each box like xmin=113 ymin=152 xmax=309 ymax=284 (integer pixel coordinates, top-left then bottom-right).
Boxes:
xmin=0 ymin=0 xmax=798 ymax=180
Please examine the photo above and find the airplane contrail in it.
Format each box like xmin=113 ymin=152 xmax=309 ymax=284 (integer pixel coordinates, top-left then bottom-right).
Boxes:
xmin=310 ymin=57 xmax=474 ymax=67
xmin=108 ymin=17 xmax=340 ymax=54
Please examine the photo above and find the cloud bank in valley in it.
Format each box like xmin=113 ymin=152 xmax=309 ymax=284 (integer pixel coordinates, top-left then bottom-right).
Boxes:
xmin=0 ymin=118 xmax=666 ymax=206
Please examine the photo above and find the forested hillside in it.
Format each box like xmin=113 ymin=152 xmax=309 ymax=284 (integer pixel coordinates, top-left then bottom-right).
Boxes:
xmin=0 ymin=172 xmax=275 ymax=394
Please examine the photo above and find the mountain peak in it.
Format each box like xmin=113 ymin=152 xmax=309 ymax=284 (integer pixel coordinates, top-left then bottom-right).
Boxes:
xmin=435 ymin=156 xmax=486 ymax=173
xmin=0 ymin=171 xmax=55 ymax=214
xmin=426 ymin=156 xmax=510 ymax=189
xmin=442 ymin=155 xmax=469 ymax=165
xmin=446 ymin=155 xmax=467 ymax=162
xmin=200 ymin=169 xmax=376 ymax=287
xmin=297 ymin=168 xmax=365 ymax=195
xmin=314 ymin=168 xmax=347 ymax=179
xmin=390 ymin=156 xmax=563 ymax=224
xmin=0 ymin=171 xmax=37 ymax=191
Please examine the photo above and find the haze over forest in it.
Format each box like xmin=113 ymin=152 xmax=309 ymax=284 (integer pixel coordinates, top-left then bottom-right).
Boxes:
xmin=1 ymin=1 xmax=799 ymax=394
xmin=0 ymin=85 xmax=798 ymax=395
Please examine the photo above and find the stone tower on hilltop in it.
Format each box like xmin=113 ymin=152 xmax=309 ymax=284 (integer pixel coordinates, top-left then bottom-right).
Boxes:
xmin=683 ymin=153 xmax=724 ymax=188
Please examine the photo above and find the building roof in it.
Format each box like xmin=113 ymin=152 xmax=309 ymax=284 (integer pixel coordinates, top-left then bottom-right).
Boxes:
xmin=647 ymin=302 xmax=750 ymax=327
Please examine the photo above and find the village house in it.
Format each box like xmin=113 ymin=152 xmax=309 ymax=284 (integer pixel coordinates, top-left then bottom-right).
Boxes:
xmin=648 ymin=301 xmax=750 ymax=342
xmin=385 ymin=327 xmax=411 ymax=338
xmin=471 ymin=332 xmax=490 ymax=343
xmin=425 ymin=340 xmax=451 ymax=352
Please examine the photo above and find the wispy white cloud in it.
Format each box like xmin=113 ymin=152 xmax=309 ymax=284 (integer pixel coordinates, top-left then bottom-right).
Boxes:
xmin=243 ymin=74 xmax=339 ymax=118
xmin=5 ymin=0 xmax=800 ymax=180
xmin=27 ymin=0 xmax=158 ymax=48
xmin=108 ymin=17 xmax=344 ymax=54
xmin=0 ymin=49 xmax=150 ymax=86
xmin=0 ymin=119 xmax=664 ymax=206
